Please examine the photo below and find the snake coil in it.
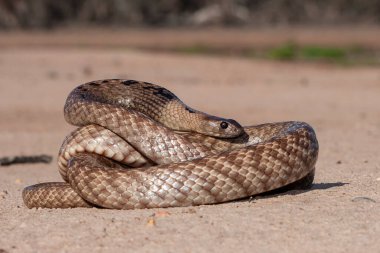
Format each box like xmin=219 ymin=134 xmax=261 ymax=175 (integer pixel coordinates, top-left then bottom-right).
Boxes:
xmin=23 ymin=79 xmax=318 ymax=209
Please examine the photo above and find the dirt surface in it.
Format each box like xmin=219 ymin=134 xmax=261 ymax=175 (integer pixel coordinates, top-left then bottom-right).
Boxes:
xmin=0 ymin=33 xmax=379 ymax=252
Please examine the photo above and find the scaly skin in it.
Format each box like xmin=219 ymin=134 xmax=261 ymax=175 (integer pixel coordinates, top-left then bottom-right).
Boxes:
xmin=22 ymin=80 xmax=319 ymax=209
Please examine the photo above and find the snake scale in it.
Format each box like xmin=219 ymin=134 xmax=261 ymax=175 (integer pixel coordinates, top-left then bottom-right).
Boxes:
xmin=22 ymin=79 xmax=319 ymax=209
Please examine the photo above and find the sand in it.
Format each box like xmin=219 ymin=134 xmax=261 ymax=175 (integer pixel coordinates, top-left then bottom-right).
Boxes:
xmin=0 ymin=31 xmax=379 ymax=253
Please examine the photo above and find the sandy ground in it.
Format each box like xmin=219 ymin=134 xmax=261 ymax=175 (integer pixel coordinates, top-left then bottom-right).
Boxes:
xmin=0 ymin=31 xmax=379 ymax=253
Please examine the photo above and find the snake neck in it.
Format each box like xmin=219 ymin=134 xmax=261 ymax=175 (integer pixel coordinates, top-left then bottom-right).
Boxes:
xmin=64 ymin=96 xmax=215 ymax=164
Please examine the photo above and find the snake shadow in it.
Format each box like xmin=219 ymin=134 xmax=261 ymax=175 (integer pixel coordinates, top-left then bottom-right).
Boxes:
xmin=237 ymin=171 xmax=348 ymax=203
xmin=259 ymin=181 xmax=348 ymax=197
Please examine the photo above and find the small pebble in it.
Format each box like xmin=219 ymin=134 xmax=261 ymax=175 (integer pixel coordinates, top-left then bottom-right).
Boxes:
xmin=0 ymin=190 xmax=8 ymax=199
xmin=146 ymin=217 xmax=156 ymax=227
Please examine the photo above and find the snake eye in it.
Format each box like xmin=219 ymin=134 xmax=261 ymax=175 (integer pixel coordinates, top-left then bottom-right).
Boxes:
xmin=220 ymin=121 xmax=229 ymax=129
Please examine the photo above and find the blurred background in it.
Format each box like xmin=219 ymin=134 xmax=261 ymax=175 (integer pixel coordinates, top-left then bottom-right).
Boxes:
xmin=1 ymin=0 xmax=380 ymax=64
xmin=2 ymin=0 xmax=380 ymax=28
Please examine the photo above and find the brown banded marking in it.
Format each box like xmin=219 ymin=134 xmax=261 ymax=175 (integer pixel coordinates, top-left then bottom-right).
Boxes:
xmin=22 ymin=80 xmax=319 ymax=209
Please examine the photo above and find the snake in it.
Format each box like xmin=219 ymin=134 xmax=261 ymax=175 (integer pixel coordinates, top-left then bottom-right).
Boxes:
xmin=22 ymin=79 xmax=319 ymax=209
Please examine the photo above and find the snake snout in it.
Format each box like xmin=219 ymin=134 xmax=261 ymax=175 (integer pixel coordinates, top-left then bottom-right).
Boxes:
xmin=222 ymin=118 xmax=244 ymax=137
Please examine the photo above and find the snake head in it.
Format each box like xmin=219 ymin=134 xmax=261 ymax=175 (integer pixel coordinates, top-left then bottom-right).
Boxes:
xmin=199 ymin=116 xmax=244 ymax=138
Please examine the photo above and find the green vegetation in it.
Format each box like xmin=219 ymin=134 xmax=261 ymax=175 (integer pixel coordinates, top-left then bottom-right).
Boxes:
xmin=177 ymin=45 xmax=214 ymax=55
xmin=267 ymin=43 xmax=348 ymax=62
xmin=267 ymin=43 xmax=297 ymax=60
xmin=172 ymin=42 xmax=379 ymax=65
xmin=300 ymin=46 xmax=346 ymax=60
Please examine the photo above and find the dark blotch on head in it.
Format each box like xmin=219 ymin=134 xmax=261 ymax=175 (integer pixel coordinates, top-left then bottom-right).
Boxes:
xmin=88 ymin=82 xmax=100 ymax=86
xmin=142 ymin=85 xmax=175 ymax=100
xmin=101 ymin=80 xmax=109 ymax=83
xmin=122 ymin=80 xmax=139 ymax=86
xmin=220 ymin=121 xmax=229 ymax=129
xmin=154 ymin=88 xmax=174 ymax=100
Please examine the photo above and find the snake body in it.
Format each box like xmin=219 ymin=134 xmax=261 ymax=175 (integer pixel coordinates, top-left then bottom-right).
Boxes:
xmin=22 ymin=79 xmax=319 ymax=209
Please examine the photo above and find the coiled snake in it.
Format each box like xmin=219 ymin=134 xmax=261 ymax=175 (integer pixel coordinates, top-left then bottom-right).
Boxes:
xmin=23 ymin=79 xmax=319 ymax=209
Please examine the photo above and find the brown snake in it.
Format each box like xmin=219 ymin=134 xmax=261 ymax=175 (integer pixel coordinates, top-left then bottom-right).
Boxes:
xmin=22 ymin=79 xmax=319 ymax=209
